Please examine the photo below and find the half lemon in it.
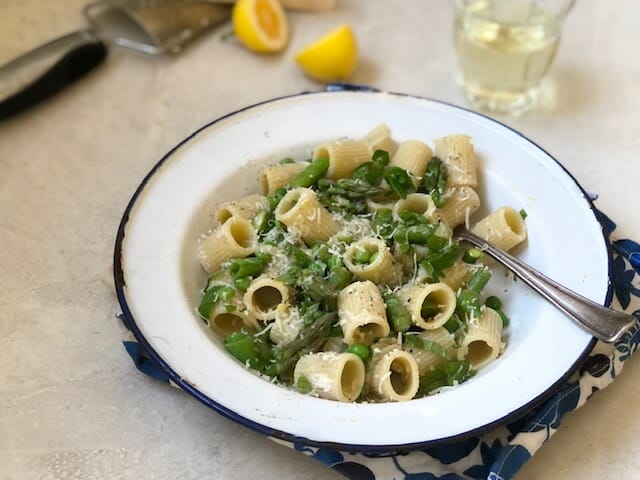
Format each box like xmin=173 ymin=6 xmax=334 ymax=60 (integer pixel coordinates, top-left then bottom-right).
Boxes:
xmin=295 ymin=24 xmax=358 ymax=82
xmin=232 ymin=0 xmax=289 ymax=53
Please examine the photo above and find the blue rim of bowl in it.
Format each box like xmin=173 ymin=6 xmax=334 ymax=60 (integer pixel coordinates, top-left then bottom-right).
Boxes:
xmin=113 ymin=88 xmax=608 ymax=453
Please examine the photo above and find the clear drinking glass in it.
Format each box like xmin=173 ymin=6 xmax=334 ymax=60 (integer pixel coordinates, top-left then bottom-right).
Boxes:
xmin=453 ymin=0 xmax=575 ymax=115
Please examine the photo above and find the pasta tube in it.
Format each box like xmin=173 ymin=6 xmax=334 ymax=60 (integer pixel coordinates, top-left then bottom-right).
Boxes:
xmin=274 ymin=187 xmax=340 ymax=244
xmin=243 ymin=276 xmax=290 ymax=321
xmin=269 ymin=304 xmax=303 ymax=346
xmin=457 ymin=307 xmax=504 ymax=369
xmin=440 ymin=260 xmax=473 ymax=291
xmin=397 ymin=282 xmax=457 ymax=330
xmin=434 ymin=134 xmax=478 ymax=187
xmin=259 ymin=162 xmax=308 ymax=194
xmin=390 ymin=140 xmax=432 ymax=188
xmin=337 ymin=280 xmax=390 ymax=346
xmin=362 ymin=122 xmax=398 ymax=156
xmin=404 ymin=328 xmax=456 ymax=375
xmin=294 ymin=352 xmax=365 ymax=402
xmin=313 ymin=140 xmax=373 ymax=179
xmin=435 ymin=186 xmax=480 ymax=228
xmin=392 ymin=193 xmax=437 ymax=222
xmin=344 ymin=237 xmax=401 ymax=285
xmin=215 ymin=194 xmax=268 ymax=225
xmin=208 ymin=303 xmax=259 ymax=335
xmin=197 ymin=216 xmax=257 ymax=274
xmin=369 ymin=343 xmax=419 ymax=402
xmin=470 ymin=206 xmax=527 ymax=251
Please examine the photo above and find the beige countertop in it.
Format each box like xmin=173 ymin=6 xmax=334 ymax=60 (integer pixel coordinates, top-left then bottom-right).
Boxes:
xmin=1 ymin=1 xmax=639 ymax=478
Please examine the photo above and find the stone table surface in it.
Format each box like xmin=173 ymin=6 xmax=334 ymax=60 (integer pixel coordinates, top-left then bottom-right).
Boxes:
xmin=1 ymin=1 xmax=639 ymax=479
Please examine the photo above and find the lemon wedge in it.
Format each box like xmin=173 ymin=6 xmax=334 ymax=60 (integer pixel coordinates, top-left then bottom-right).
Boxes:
xmin=295 ymin=25 xmax=358 ymax=83
xmin=232 ymin=0 xmax=289 ymax=53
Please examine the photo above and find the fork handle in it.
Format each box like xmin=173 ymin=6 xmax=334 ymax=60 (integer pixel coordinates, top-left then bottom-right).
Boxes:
xmin=457 ymin=230 xmax=636 ymax=343
xmin=0 ymin=30 xmax=107 ymax=121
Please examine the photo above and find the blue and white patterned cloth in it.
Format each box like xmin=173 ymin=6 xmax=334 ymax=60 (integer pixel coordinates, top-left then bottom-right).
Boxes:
xmin=119 ymin=208 xmax=640 ymax=480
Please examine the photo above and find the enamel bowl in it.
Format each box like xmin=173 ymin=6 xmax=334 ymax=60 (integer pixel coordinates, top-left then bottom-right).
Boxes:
xmin=114 ymin=91 xmax=610 ymax=452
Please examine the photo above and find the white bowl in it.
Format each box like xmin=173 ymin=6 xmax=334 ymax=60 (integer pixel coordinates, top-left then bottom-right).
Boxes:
xmin=114 ymin=91 xmax=610 ymax=452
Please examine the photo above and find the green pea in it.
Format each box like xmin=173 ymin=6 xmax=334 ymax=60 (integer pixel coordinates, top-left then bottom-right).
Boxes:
xmin=485 ymin=295 xmax=503 ymax=310
xmin=353 ymin=248 xmax=371 ymax=264
xmin=347 ymin=344 xmax=371 ymax=362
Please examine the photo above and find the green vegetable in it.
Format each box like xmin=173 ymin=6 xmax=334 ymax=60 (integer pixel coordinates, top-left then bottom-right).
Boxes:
xmin=519 ymin=208 xmax=528 ymax=219
xmin=456 ymin=268 xmax=491 ymax=317
xmin=423 ymin=244 xmax=459 ymax=271
xmin=233 ymin=277 xmax=251 ymax=292
xmin=309 ymin=260 xmax=327 ymax=276
xmin=418 ymin=360 xmax=474 ymax=395
xmin=269 ymin=313 xmax=335 ymax=380
xmin=198 ymin=285 xmax=224 ymax=318
xmin=383 ymin=292 xmax=412 ymax=332
xmin=485 ymin=295 xmax=502 ymax=310
xmin=279 ymin=157 xmax=295 ymax=164
xmin=466 ymin=267 xmax=491 ymax=292
xmin=462 ymin=247 xmax=484 ymax=264
xmin=285 ymin=244 xmax=311 ymax=267
xmin=218 ymin=286 xmax=236 ymax=302
xmin=456 ymin=288 xmax=482 ymax=317
xmin=328 ymin=266 xmax=352 ymax=290
xmin=353 ymin=248 xmax=372 ymax=264
xmin=327 ymin=254 xmax=344 ymax=269
xmin=228 ymin=257 xmax=267 ymax=279
xmin=404 ymin=335 xmax=448 ymax=359
xmin=311 ymin=242 xmax=331 ymax=262
xmin=224 ymin=331 xmax=265 ymax=370
xmin=496 ymin=308 xmax=510 ymax=328
xmin=406 ymin=224 xmax=437 ymax=245
xmin=347 ymin=343 xmax=371 ymax=362
xmin=290 ymin=157 xmax=330 ymax=187
xmin=351 ymin=149 xmax=389 ymax=185
xmin=384 ymin=166 xmax=415 ymax=199
xmin=398 ymin=210 xmax=428 ymax=225
xmin=419 ymin=157 xmax=447 ymax=207
xmin=372 ymin=208 xmax=395 ymax=239
xmin=296 ymin=375 xmax=313 ymax=393
xmin=443 ymin=313 xmax=463 ymax=333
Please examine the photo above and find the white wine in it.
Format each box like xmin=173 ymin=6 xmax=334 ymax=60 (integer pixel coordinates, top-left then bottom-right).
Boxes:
xmin=454 ymin=0 xmax=562 ymax=114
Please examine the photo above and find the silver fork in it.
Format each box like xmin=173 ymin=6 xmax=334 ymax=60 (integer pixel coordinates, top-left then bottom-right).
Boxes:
xmin=455 ymin=229 xmax=637 ymax=343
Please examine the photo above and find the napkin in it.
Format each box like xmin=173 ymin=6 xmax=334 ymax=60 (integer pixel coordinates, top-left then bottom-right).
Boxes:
xmin=117 ymin=207 xmax=640 ymax=480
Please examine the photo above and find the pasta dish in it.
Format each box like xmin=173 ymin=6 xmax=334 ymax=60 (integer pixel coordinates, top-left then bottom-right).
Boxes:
xmin=195 ymin=124 xmax=527 ymax=403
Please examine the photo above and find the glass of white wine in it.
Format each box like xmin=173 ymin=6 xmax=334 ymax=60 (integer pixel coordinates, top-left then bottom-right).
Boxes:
xmin=453 ymin=0 xmax=575 ymax=115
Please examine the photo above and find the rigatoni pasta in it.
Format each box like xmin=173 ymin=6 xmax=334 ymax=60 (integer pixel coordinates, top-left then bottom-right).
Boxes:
xmin=196 ymin=124 xmax=528 ymax=403
xmin=294 ymin=352 xmax=365 ymax=402
xmin=362 ymin=122 xmax=398 ymax=156
xmin=313 ymin=139 xmax=372 ymax=179
xmin=390 ymin=140 xmax=432 ymax=188
xmin=338 ymin=280 xmax=390 ymax=345
xmin=275 ymin=187 xmax=340 ymax=244
xmin=259 ymin=161 xmax=309 ymax=194
xmin=215 ymin=194 xmax=268 ymax=224
xmin=434 ymin=134 xmax=478 ymax=187
xmin=471 ymin=206 xmax=527 ymax=251
xmin=197 ymin=216 xmax=257 ymax=274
